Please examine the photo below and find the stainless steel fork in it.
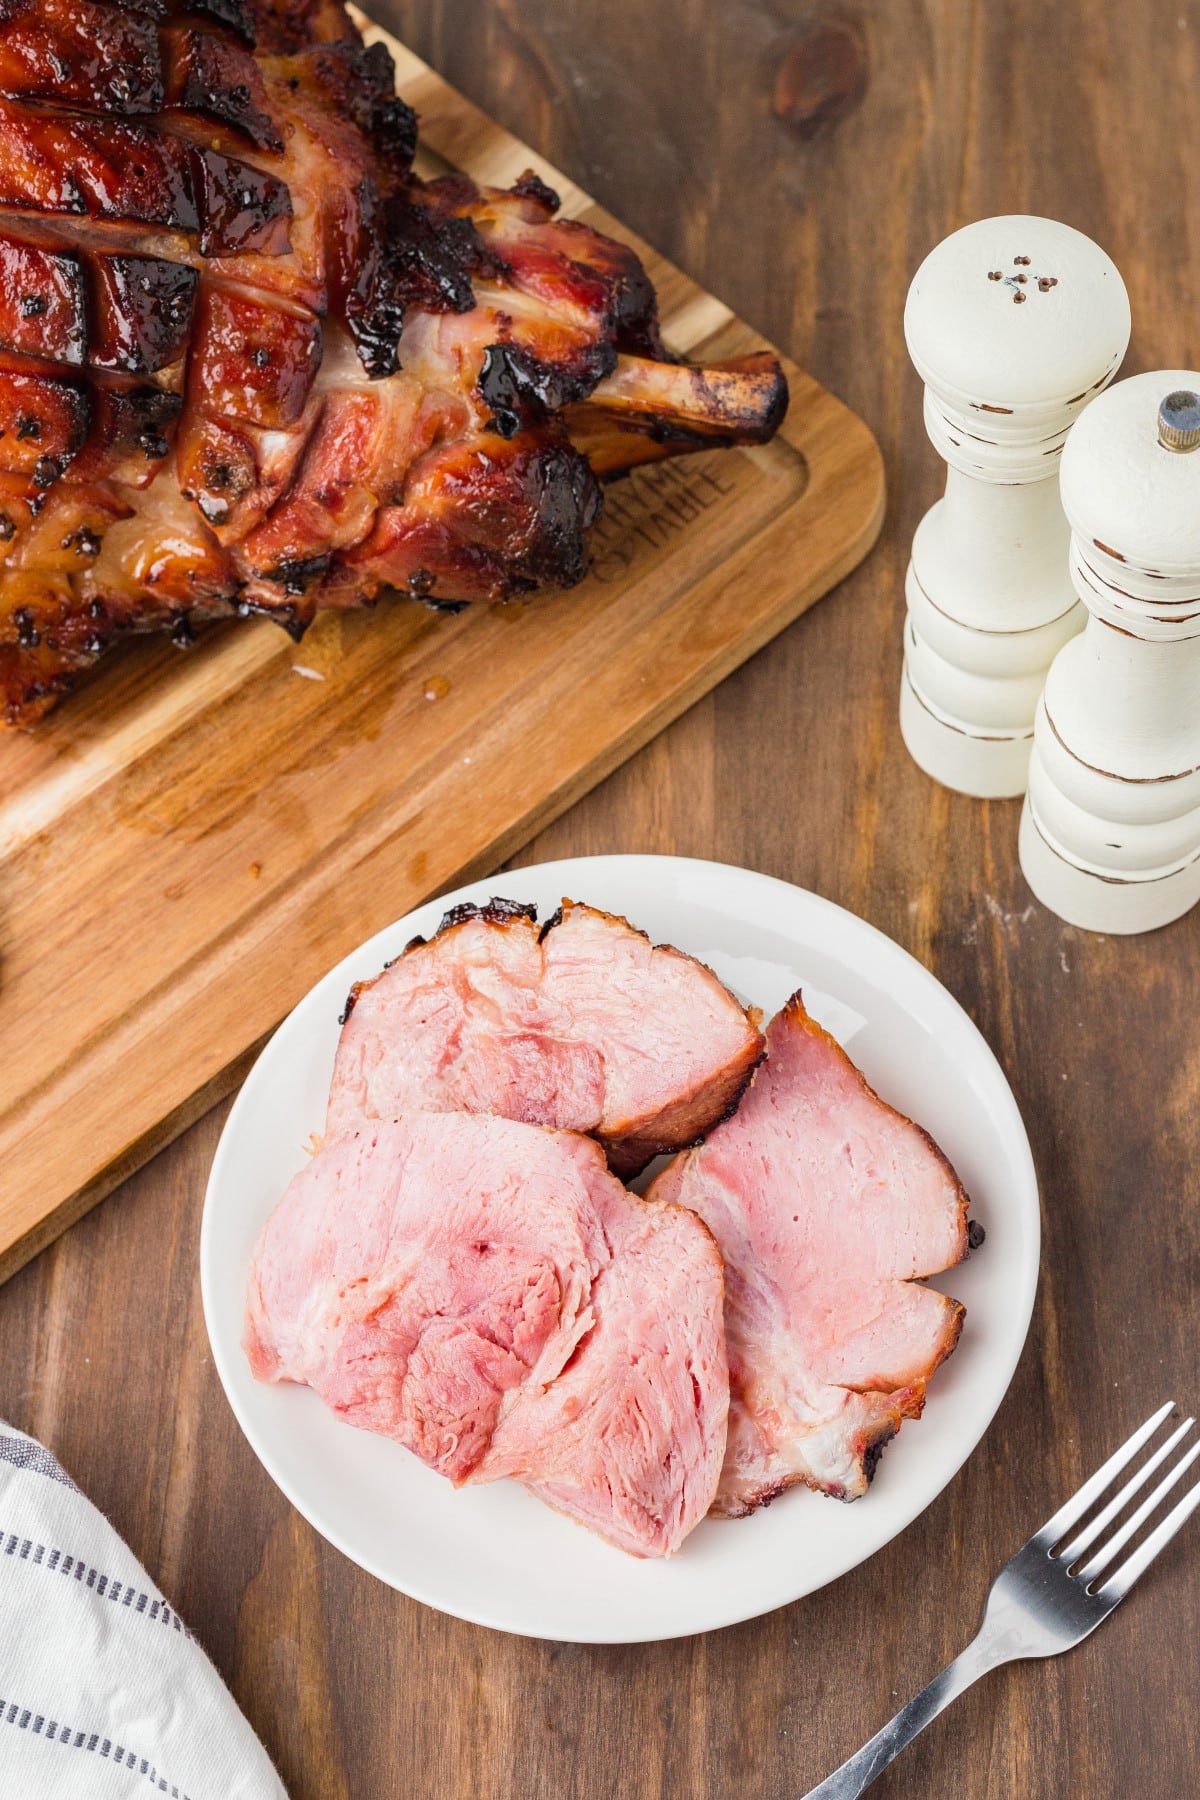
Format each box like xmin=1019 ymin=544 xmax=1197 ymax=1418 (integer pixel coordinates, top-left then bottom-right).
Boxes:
xmin=802 ymin=1401 xmax=1200 ymax=1799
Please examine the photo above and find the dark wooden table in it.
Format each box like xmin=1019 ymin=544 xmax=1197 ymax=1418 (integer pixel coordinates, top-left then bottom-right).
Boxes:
xmin=4 ymin=2 xmax=1198 ymax=1794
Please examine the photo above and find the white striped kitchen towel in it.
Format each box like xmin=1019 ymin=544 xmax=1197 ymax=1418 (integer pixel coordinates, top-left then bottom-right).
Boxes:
xmin=0 ymin=1419 xmax=286 ymax=1799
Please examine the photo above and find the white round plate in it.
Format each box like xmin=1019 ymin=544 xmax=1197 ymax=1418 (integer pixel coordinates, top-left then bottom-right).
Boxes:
xmin=202 ymin=855 xmax=1040 ymax=1643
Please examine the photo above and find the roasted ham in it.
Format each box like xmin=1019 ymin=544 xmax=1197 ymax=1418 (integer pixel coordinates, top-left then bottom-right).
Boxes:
xmin=328 ymin=897 xmax=765 ymax=1176
xmin=245 ymin=1111 xmax=728 ymax=1557
xmin=0 ymin=0 xmax=787 ymax=723
xmin=647 ymin=994 xmax=973 ymax=1512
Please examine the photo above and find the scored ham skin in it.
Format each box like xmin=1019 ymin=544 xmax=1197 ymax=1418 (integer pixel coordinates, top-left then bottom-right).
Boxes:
xmin=646 ymin=993 xmax=972 ymax=1514
xmin=327 ymin=897 xmax=765 ymax=1176
xmin=0 ymin=0 xmax=787 ymax=724
xmin=245 ymin=1112 xmax=728 ymax=1557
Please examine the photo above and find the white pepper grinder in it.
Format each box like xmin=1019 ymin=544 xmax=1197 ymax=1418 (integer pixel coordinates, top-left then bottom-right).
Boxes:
xmin=900 ymin=215 xmax=1131 ymax=797
xmin=1019 ymin=375 xmax=1200 ymax=932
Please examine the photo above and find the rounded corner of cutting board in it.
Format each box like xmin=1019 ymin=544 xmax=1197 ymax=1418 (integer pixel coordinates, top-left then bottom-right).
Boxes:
xmin=774 ymin=353 xmax=888 ymax=580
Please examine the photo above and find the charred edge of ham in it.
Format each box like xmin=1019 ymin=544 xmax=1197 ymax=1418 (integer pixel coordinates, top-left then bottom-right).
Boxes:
xmin=438 ymin=896 xmax=539 ymax=932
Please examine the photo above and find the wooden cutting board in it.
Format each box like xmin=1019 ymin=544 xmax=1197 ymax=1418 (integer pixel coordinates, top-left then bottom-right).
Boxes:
xmin=0 ymin=21 xmax=884 ymax=1282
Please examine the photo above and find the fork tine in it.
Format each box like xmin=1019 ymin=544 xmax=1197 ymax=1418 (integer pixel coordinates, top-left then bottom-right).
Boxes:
xmin=1037 ymin=1401 xmax=1175 ymax=1545
xmin=1096 ymin=1467 xmax=1200 ymax=1602
xmin=1058 ymin=1418 xmax=1195 ymax=1564
xmin=1076 ymin=1439 xmax=1200 ymax=1585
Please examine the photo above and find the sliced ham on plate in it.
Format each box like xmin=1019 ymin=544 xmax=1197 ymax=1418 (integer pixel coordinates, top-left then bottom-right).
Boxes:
xmin=647 ymin=993 xmax=974 ymax=1513
xmin=244 ymin=1111 xmax=728 ymax=1557
xmin=475 ymin=1188 xmax=729 ymax=1557
xmin=326 ymin=897 xmax=764 ymax=1175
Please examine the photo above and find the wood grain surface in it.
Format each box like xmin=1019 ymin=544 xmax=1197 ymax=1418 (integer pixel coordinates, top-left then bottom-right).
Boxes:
xmin=0 ymin=31 xmax=882 ymax=1285
xmin=1 ymin=1 xmax=1198 ymax=1796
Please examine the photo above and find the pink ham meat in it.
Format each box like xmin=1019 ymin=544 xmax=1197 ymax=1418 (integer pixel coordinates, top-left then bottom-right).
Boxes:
xmin=326 ymin=897 xmax=764 ymax=1176
xmin=245 ymin=1112 xmax=728 ymax=1556
xmin=647 ymin=994 xmax=973 ymax=1513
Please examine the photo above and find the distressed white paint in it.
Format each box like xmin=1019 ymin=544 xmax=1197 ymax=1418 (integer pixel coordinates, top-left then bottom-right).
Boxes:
xmin=1020 ymin=369 xmax=1200 ymax=931
xmin=900 ymin=216 xmax=1131 ymax=796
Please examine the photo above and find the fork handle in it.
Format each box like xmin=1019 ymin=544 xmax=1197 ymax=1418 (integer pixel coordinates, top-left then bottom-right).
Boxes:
xmin=800 ymin=1629 xmax=1013 ymax=1799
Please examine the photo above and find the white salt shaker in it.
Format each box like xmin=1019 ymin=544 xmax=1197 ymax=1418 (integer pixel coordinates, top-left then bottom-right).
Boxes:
xmin=1019 ymin=375 xmax=1200 ymax=932
xmin=900 ymin=216 xmax=1131 ymax=797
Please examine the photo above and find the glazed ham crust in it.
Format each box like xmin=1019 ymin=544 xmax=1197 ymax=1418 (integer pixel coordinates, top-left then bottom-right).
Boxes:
xmin=0 ymin=0 xmax=786 ymax=723
xmin=327 ymin=896 xmax=765 ymax=1176
xmin=647 ymin=992 xmax=972 ymax=1514
xmin=245 ymin=1111 xmax=728 ymax=1557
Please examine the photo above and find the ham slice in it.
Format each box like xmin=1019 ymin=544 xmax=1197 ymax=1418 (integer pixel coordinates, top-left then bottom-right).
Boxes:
xmin=245 ymin=1111 xmax=728 ymax=1556
xmin=647 ymin=994 xmax=973 ymax=1513
xmin=326 ymin=897 xmax=764 ymax=1175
